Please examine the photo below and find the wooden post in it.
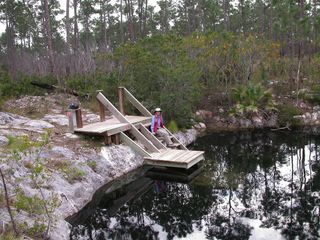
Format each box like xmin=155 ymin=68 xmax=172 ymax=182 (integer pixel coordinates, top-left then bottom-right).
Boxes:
xmin=75 ymin=108 xmax=83 ymax=128
xmin=113 ymin=134 xmax=120 ymax=145
xmin=96 ymin=90 xmax=106 ymax=122
xmin=118 ymin=87 xmax=125 ymax=115
xmin=104 ymin=134 xmax=112 ymax=145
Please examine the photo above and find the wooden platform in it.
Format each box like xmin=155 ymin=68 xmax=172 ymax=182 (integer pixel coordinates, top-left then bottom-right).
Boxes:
xmin=74 ymin=115 xmax=152 ymax=136
xmin=144 ymin=149 xmax=204 ymax=169
xmin=69 ymin=88 xmax=204 ymax=170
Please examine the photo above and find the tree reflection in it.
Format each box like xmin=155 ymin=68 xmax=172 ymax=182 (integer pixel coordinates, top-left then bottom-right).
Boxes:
xmin=70 ymin=131 xmax=320 ymax=240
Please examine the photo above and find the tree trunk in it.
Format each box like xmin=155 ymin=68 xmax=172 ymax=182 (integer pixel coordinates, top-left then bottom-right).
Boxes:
xmin=239 ymin=0 xmax=245 ymax=34
xmin=223 ymin=0 xmax=230 ymax=31
xmin=312 ymin=0 xmax=318 ymax=53
xmin=143 ymin=0 xmax=148 ymax=36
xmin=73 ymin=0 xmax=80 ymax=51
xmin=66 ymin=0 xmax=70 ymax=49
xmin=125 ymin=0 xmax=135 ymax=41
xmin=119 ymin=0 xmax=124 ymax=43
xmin=43 ymin=0 xmax=54 ymax=74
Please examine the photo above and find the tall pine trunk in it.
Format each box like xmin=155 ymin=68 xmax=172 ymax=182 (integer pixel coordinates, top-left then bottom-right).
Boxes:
xmin=43 ymin=0 xmax=54 ymax=74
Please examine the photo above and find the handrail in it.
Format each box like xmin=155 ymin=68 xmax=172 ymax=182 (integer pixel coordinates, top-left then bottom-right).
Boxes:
xmin=118 ymin=87 xmax=187 ymax=150
xmin=119 ymin=87 xmax=152 ymax=117
xmin=97 ymin=92 xmax=160 ymax=153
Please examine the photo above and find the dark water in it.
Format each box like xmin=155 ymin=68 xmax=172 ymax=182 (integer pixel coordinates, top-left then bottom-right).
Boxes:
xmin=68 ymin=131 xmax=320 ymax=240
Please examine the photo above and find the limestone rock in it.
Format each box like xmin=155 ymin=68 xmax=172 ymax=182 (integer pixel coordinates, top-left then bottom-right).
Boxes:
xmin=64 ymin=133 xmax=80 ymax=139
xmin=23 ymin=120 xmax=54 ymax=129
xmin=0 ymin=135 xmax=9 ymax=146
xmin=84 ymin=113 xmax=100 ymax=123
xmin=313 ymin=106 xmax=320 ymax=112
xmin=252 ymin=116 xmax=263 ymax=128
xmin=196 ymin=110 xmax=213 ymax=119
xmin=43 ymin=114 xmax=69 ymax=126
xmin=174 ymin=128 xmax=198 ymax=146
xmin=240 ymin=119 xmax=252 ymax=128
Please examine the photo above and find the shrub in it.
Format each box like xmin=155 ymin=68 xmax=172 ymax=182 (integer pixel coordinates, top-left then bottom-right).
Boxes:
xmin=87 ymin=161 xmax=97 ymax=172
xmin=25 ymin=222 xmax=46 ymax=238
xmin=15 ymin=192 xmax=46 ymax=215
xmin=277 ymin=105 xmax=303 ymax=127
xmin=231 ymin=83 xmax=277 ymax=116
xmin=63 ymin=166 xmax=85 ymax=184
xmin=167 ymin=120 xmax=179 ymax=133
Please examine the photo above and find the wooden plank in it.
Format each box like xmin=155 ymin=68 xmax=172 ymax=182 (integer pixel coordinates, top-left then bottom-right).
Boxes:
xmin=130 ymin=127 xmax=159 ymax=153
xmin=160 ymin=150 xmax=191 ymax=161
xmin=122 ymin=87 xmax=152 ymax=117
xmin=174 ymin=151 xmax=204 ymax=163
xmin=106 ymin=124 xmax=131 ymax=136
xmin=186 ymin=154 xmax=204 ymax=169
xmin=120 ymin=132 xmax=151 ymax=157
xmin=138 ymin=123 xmax=166 ymax=150
xmin=149 ymin=149 xmax=179 ymax=160
xmin=97 ymin=92 xmax=128 ymax=123
xmin=164 ymin=126 xmax=188 ymax=150
xmin=99 ymin=101 xmax=106 ymax=122
xmin=74 ymin=122 xmax=130 ymax=134
xmin=97 ymin=92 xmax=159 ymax=153
xmin=156 ymin=150 xmax=186 ymax=161
xmin=143 ymin=159 xmax=188 ymax=169
xmin=118 ymin=87 xmax=125 ymax=115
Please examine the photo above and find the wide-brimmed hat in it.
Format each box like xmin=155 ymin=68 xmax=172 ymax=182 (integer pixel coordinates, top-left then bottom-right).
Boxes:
xmin=154 ymin=107 xmax=162 ymax=113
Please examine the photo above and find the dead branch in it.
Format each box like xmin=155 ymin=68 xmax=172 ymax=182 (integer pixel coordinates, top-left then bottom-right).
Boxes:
xmin=0 ymin=167 xmax=18 ymax=236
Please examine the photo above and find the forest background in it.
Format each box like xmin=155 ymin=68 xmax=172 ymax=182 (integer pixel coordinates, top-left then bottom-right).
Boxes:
xmin=0 ymin=0 xmax=320 ymax=128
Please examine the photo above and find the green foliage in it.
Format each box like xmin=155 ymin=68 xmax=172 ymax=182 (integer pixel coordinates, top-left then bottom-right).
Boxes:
xmin=303 ymin=85 xmax=320 ymax=104
xmin=277 ymin=105 xmax=303 ymax=127
xmin=87 ymin=161 xmax=97 ymax=172
xmin=0 ymin=72 xmax=56 ymax=100
xmin=0 ymin=191 xmax=4 ymax=207
xmin=167 ymin=120 xmax=179 ymax=133
xmin=231 ymin=83 xmax=277 ymax=116
xmin=0 ymin=231 xmax=24 ymax=240
xmin=47 ymin=159 xmax=85 ymax=183
xmin=114 ymin=34 xmax=203 ymax=128
xmin=24 ymin=222 xmax=46 ymax=238
xmin=63 ymin=167 xmax=85 ymax=184
xmin=15 ymin=191 xmax=46 ymax=215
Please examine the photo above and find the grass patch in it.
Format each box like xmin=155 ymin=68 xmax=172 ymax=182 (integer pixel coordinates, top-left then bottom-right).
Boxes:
xmin=46 ymin=159 xmax=85 ymax=183
xmin=87 ymin=160 xmax=97 ymax=172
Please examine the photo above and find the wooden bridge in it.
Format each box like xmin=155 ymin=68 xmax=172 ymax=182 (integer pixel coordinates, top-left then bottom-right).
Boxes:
xmin=68 ymin=87 xmax=204 ymax=169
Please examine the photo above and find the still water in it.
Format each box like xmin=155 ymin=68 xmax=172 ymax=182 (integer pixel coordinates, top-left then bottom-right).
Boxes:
xmin=69 ymin=131 xmax=320 ymax=240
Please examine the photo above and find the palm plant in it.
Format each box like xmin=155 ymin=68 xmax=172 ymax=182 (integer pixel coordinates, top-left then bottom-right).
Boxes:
xmin=231 ymin=83 xmax=276 ymax=116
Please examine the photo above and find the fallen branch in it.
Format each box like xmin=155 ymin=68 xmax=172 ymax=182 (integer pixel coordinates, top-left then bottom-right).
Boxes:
xmin=271 ymin=124 xmax=291 ymax=131
xmin=0 ymin=167 xmax=18 ymax=236
xmin=31 ymin=81 xmax=90 ymax=99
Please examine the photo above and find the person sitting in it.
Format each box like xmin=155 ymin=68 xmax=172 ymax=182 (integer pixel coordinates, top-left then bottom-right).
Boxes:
xmin=151 ymin=108 xmax=174 ymax=147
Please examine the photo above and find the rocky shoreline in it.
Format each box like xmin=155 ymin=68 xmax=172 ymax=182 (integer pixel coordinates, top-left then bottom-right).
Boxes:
xmin=195 ymin=105 xmax=320 ymax=133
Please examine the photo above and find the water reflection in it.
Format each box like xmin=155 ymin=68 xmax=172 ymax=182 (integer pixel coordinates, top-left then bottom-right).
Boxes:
xmin=69 ymin=131 xmax=320 ymax=240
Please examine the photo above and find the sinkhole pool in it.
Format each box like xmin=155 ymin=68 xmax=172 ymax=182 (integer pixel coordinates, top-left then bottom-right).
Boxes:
xmin=68 ymin=130 xmax=320 ymax=240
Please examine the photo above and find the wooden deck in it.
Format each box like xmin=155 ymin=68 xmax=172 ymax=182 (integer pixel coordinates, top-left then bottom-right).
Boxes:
xmin=74 ymin=115 xmax=152 ymax=136
xmin=144 ymin=149 xmax=205 ymax=169
xmin=69 ymin=88 xmax=204 ymax=170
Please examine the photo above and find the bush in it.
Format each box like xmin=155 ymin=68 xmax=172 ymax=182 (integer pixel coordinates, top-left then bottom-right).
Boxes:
xmin=167 ymin=120 xmax=179 ymax=133
xmin=15 ymin=192 xmax=46 ymax=215
xmin=231 ymin=83 xmax=276 ymax=116
xmin=277 ymin=105 xmax=303 ymax=127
